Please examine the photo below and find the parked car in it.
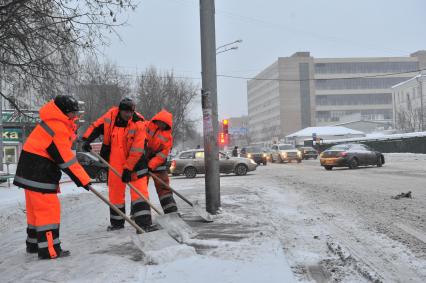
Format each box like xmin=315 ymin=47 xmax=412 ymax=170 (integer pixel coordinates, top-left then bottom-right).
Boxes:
xmin=320 ymin=143 xmax=385 ymax=170
xmin=271 ymin=144 xmax=302 ymax=163
xmin=240 ymin=146 xmax=268 ymax=165
xmin=170 ymin=149 xmax=257 ymax=178
xmin=77 ymin=152 xmax=108 ymax=182
xmin=298 ymin=146 xmax=319 ymax=160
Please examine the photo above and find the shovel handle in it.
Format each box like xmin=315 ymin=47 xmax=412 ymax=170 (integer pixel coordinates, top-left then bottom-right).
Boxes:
xmin=88 ymin=185 xmax=144 ymax=234
xmin=90 ymin=150 xmax=163 ymax=215
xmin=148 ymin=172 xmax=194 ymax=207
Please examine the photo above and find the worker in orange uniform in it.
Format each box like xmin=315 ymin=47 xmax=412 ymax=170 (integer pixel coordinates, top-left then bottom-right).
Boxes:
xmin=146 ymin=110 xmax=178 ymax=214
xmin=13 ymin=95 xmax=92 ymax=260
xmin=81 ymin=98 xmax=156 ymax=232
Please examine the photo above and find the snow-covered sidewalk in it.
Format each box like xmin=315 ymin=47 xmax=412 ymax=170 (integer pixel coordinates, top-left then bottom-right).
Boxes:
xmin=0 ymin=179 xmax=296 ymax=283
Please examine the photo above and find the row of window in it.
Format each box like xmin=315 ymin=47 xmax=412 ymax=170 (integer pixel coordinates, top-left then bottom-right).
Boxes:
xmin=315 ymin=77 xmax=408 ymax=90
xmin=316 ymin=93 xmax=392 ymax=106
xmin=315 ymin=62 xmax=418 ymax=74
xmin=316 ymin=109 xmax=392 ymax=122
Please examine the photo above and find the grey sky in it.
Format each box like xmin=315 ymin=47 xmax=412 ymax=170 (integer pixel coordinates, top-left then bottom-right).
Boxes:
xmin=103 ymin=0 xmax=426 ymax=121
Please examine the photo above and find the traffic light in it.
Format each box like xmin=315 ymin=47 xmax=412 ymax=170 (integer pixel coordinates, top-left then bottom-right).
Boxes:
xmin=219 ymin=132 xmax=226 ymax=145
xmin=223 ymin=119 xmax=229 ymax=134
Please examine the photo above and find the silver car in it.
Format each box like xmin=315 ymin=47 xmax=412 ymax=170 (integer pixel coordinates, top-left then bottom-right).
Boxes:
xmin=170 ymin=149 xmax=257 ymax=178
xmin=271 ymin=144 xmax=302 ymax=163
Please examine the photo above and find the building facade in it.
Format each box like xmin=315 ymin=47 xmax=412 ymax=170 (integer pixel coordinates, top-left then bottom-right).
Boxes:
xmin=247 ymin=51 xmax=426 ymax=142
xmin=227 ymin=116 xmax=249 ymax=146
xmin=391 ymin=73 xmax=426 ymax=132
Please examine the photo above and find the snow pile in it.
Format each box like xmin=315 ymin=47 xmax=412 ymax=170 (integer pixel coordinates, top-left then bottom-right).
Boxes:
xmin=145 ymin=239 xmax=296 ymax=283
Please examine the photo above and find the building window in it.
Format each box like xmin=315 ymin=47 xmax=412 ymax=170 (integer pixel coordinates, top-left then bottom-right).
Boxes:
xmin=315 ymin=77 xmax=409 ymax=90
xmin=314 ymin=62 xmax=418 ymax=74
xmin=315 ymin=93 xmax=392 ymax=106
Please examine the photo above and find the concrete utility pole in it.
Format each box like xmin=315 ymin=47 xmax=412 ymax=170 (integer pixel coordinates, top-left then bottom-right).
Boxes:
xmin=0 ymin=74 xmax=3 ymax=171
xmin=199 ymin=0 xmax=220 ymax=214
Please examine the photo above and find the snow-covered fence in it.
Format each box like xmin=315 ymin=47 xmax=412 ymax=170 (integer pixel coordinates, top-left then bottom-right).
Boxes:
xmin=318 ymin=132 xmax=426 ymax=154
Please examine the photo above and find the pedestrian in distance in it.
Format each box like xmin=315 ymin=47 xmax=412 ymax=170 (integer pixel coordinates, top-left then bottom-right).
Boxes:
xmin=232 ymin=146 xmax=238 ymax=157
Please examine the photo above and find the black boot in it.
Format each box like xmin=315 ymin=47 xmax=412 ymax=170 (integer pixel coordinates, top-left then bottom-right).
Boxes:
xmin=38 ymin=248 xmax=70 ymax=259
xmin=26 ymin=246 xmax=38 ymax=254
xmin=138 ymin=224 xmax=160 ymax=234
xmin=107 ymin=224 xmax=124 ymax=231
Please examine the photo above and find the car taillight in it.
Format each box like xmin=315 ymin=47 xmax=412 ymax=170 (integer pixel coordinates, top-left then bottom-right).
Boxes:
xmin=340 ymin=152 xmax=348 ymax=157
xmin=171 ymin=160 xmax=176 ymax=168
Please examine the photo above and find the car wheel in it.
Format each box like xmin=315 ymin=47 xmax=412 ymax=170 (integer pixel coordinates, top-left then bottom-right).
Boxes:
xmin=297 ymin=159 xmax=302 ymax=163
xmin=235 ymin=164 xmax=248 ymax=176
xmin=314 ymin=156 xmax=318 ymax=160
xmin=376 ymin=156 xmax=383 ymax=167
xmin=172 ymin=173 xmax=180 ymax=176
xmin=184 ymin=167 xmax=197 ymax=178
xmin=324 ymin=166 xmax=333 ymax=170
xmin=96 ymin=169 xmax=108 ymax=182
xmin=263 ymin=161 xmax=267 ymax=166
xmin=278 ymin=155 xmax=283 ymax=163
xmin=348 ymin=158 xmax=358 ymax=169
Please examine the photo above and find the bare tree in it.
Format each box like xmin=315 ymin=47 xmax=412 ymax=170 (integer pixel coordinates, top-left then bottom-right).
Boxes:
xmin=395 ymin=95 xmax=422 ymax=132
xmin=135 ymin=66 xmax=200 ymax=142
xmin=75 ymin=58 xmax=129 ymax=133
xmin=0 ymin=0 xmax=137 ymax=110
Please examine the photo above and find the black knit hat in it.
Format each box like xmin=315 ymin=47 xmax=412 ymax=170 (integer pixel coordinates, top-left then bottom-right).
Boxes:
xmin=119 ymin=97 xmax=136 ymax=111
xmin=54 ymin=95 xmax=79 ymax=114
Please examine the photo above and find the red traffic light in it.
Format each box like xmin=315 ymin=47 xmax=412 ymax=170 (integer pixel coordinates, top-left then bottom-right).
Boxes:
xmin=222 ymin=119 xmax=229 ymax=134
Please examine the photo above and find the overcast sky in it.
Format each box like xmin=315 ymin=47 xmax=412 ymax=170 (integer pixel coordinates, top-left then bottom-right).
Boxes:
xmin=103 ymin=0 xmax=426 ymax=122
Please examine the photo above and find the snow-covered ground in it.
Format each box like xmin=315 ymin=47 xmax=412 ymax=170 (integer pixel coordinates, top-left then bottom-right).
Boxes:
xmin=1 ymin=153 xmax=425 ymax=282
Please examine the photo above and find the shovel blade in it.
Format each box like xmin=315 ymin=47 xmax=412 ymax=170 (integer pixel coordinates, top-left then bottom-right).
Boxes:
xmin=131 ymin=230 xmax=196 ymax=264
xmin=192 ymin=201 xmax=214 ymax=222
xmin=156 ymin=212 xmax=197 ymax=243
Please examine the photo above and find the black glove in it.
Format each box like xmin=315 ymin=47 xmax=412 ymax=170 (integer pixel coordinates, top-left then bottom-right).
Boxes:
xmin=82 ymin=141 xmax=92 ymax=152
xmin=83 ymin=183 xmax=92 ymax=191
xmin=100 ymin=144 xmax=111 ymax=162
xmin=121 ymin=169 xmax=132 ymax=183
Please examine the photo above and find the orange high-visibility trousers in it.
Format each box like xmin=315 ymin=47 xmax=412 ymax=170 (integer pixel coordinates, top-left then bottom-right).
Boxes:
xmin=108 ymin=127 xmax=151 ymax=228
xmin=25 ymin=190 xmax=61 ymax=259
xmin=148 ymin=171 xmax=178 ymax=214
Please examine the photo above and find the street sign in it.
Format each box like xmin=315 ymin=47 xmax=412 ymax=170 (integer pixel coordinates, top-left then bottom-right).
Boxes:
xmin=3 ymin=128 xmax=22 ymax=142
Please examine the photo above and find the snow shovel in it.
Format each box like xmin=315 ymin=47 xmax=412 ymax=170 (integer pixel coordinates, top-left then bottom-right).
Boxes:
xmin=87 ymin=185 xmax=180 ymax=257
xmin=149 ymin=172 xmax=214 ymax=222
xmin=90 ymin=151 xmax=196 ymax=242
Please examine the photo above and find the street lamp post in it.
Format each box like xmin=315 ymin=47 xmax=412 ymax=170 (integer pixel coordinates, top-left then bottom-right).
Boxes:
xmin=417 ymin=73 xmax=424 ymax=131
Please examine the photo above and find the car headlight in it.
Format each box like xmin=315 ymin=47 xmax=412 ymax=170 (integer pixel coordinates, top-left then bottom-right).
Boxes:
xmin=282 ymin=152 xmax=287 ymax=157
xmin=263 ymin=153 xmax=267 ymax=157
xmin=297 ymin=151 xmax=302 ymax=157
xmin=247 ymin=153 xmax=252 ymax=158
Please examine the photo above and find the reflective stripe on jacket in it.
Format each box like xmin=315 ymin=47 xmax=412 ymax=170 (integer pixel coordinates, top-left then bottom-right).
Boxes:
xmin=146 ymin=110 xmax=173 ymax=171
xmin=13 ymin=101 xmax=91 ymax=193
xmin=82 ymin=107 xmax=148 ymax=174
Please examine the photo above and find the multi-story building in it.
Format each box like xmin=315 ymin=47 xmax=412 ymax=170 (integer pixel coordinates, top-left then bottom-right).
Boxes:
xmin=248 ymin=51 xmax=426 ymax=142
xmin=391 ymin=73 xmax=426 ymax=132
xmin=227 ymin=116 xmax=249 ymax=146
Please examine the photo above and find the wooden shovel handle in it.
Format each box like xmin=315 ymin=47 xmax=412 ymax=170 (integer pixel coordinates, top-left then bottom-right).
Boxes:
xmin=90 ymin=150 xmax=163 ymax=215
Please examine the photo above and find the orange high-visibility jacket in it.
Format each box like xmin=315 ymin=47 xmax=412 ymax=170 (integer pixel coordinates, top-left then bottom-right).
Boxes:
xmin=146 ymin=110 xmax=173 ymax=171
xmin=82 ymin=107 xmax=147 ymax=175
xmin=13 ymin=101 xmax=91 ymax=193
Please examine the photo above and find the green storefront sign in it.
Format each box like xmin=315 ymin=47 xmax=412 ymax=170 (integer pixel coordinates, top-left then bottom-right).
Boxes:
xmin=3 ymin=128 xmax=22 ymax=142
xmin=2 ymin=111 xmax=39 ymax=123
